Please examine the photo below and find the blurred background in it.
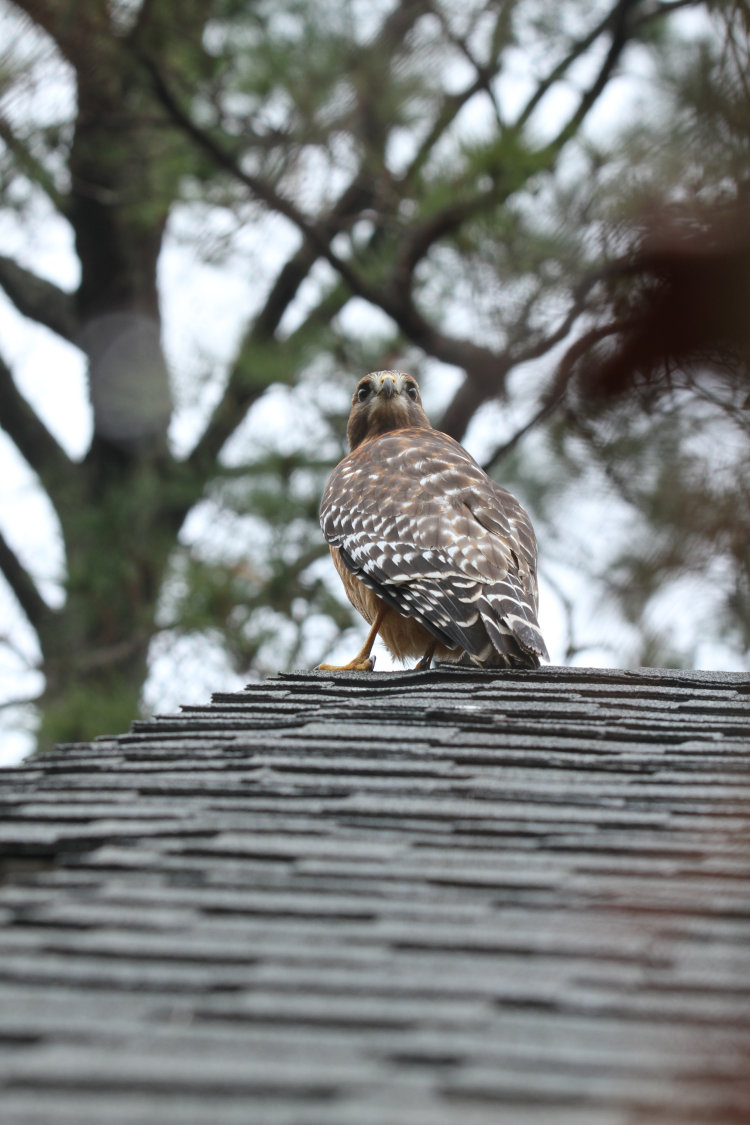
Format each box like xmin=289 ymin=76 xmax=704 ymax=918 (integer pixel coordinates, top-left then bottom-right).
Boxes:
xmin=1 ymin=0 xmax=748 ymax=760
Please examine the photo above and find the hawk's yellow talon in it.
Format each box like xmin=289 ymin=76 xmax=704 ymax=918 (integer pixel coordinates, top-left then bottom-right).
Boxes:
xmin=316 ymin=605 xmax=387 ymax=674
xmin=317 ymin=656 xmax=375 ymax=672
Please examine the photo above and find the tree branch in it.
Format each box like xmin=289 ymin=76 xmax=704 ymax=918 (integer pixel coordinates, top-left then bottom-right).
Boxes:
xmin=481 ymin=400 xmax=558 ymax=474
xmin=188 ymin=180 xmax=378 ymax=471
xmin=515 ymin=8 xmax=616 ymax=132
xmin=404 ymin=73 xmax=488 ymax=183
xmin=0 ymin=524 xmax=53 ymax=632
xmin=0 ymin=628 xmax=39 ymax=670
xmin=387 ymin=2 xmax=670 ymax=434
xmin=516 ymin=0 xmax=684 ymax=143
xmin=393 ymin=190 xmax=497 ymax=289
xmin=0 ymin=117 xmax=69 ymax=217
xmin=0 ymin=255 xmax=78 ymax=341
xmin=139 ymin=12 xmax=473 ymax=333
xmin=377 ymin=4 xmax=650 ymax=420
xmin=0 ymin=351 xmax=74 ymax=502
xmin=541 ymin=316 xmax=634 ymax=410
xmin=544 ymin=0 xmax=644 ymax=153
xmin=391 ymin=5 xmax=520 ymax=280
xmin=142 ymin=53 xmax=350 ymax=254
xmin=475 ymin=287 xmax=600 ymax=469
xmin=437 ymin=284 xmax=594 ymax=440
xmin=169 ymin=3 xmax=437 ymax=473
xmin=514 ymin=0 xmax=694 ymax=160
xmin=432 ymin=0 xmax=512 ymax=129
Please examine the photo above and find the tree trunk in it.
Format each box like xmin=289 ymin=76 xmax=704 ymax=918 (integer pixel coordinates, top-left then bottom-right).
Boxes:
xmin=25 ymin=3 xmax=204 ymax=747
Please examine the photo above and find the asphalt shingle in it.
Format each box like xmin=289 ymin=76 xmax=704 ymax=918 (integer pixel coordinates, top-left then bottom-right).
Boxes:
xmin=0 ymin=665 xmax=749 ymax=1124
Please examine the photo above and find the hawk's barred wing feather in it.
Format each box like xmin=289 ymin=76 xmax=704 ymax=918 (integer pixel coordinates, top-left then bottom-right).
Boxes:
xmin=336 ymin=544 xmax=461 ymax=650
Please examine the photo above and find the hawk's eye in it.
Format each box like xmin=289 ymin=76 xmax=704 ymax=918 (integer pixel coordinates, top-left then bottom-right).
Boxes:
xmin=406 ymin=384 xmax=419 ymax=401
xmin=356 ymin=385 xmax=371 ymax=403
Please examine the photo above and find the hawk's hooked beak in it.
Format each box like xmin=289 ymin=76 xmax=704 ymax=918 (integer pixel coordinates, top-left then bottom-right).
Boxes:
xmin=378 ymin=374 xmax=396 ymax=399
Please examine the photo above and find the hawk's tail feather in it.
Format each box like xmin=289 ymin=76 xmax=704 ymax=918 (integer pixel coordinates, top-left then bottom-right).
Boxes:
xmin=409 ymin=574 xmax=549 ymax=668
xmin=511 ymin=618 xmax=549 ymax=660
xmin=479 ymin=577 xmax=550 ymax=664
xmin=480 ymin=610 xmax=546 ymax=667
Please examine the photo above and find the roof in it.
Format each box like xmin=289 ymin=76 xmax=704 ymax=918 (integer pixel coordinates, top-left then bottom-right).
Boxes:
xmin=1 ymin=664 xmax=749 ymax=1124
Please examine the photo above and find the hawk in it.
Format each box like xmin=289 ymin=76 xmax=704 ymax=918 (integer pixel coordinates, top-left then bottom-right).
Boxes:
xmin=318 ymin=370 xmax=549 ymax=672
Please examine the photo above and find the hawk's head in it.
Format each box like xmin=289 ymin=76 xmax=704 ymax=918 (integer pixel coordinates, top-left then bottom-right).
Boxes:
xmin=347 ymin=370 xmax=431 ymax=450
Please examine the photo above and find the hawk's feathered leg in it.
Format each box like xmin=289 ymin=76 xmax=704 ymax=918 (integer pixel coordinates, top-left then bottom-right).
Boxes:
xmin=317 ymin=603 xmax=389 ymax=672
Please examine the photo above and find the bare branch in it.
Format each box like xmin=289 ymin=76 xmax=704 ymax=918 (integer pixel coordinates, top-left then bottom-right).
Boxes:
xmin=515 ymin=9 xmax=616 ymax=132
xmin=516 ymin=0 xmax=693 ymax=149
xmin=0 ymin=524 xmax=54 ymax=633
xmin=438 ymin=284 xmax=594 ymax=440
xmin=542 ymin=317 xmax=635 ymax=409
xmin=545 ymin=0 xmax=646 ymax=153
xmin=393 ymin=191 xmax=496 ymax=289
xmin=434 ymin=0 xmax=517 ymax=127
xmin=135 ymin=0 xmax=428 ymax=257
xmin=0 ymin=255 xmax=78 ymax=341
xmin=392 ymin=6 xmax=520 ymax=278
xmin=144 ymin=0 xmax=699 ymax=461
xmin=633 ymin=0 xmax=703 ymax=27
xmin=481 ymin=400 xmax=558 ymax=474
xmin=139 ymin=30 xmax=533 ymax=449
xmin=0 ymin=629 xmax=39 ymax=670
xmin=183 ymin=1 xmax=438 ymax=472
xmin=405 ymin=73 xmax=488 ymax=183
xmin=386 ymin=0 xmax=677 ymax=390
xmin=142 ymin=54 xmax=345 ymax=250
xmin=0 ymin=351 xmax=74 ymax=502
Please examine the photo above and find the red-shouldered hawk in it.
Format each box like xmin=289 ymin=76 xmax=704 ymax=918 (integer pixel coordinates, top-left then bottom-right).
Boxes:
xmin=318 ymin=370 xmax=549 ymax=672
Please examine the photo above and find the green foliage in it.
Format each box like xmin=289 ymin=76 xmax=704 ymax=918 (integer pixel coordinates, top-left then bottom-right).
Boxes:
xmin=37 ymin=677 xmax=142 ymax=753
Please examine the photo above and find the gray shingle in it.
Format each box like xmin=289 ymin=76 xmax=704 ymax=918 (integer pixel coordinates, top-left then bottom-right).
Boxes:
xmin=1 ymin=665 xmax=749 ymax=1123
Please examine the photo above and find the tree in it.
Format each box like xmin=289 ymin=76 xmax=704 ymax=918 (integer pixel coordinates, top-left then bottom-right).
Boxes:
xmin=538 ymin=0 xmax=750 ymax=663
xmin=0 ymin=0 xmax=747 ymax=753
